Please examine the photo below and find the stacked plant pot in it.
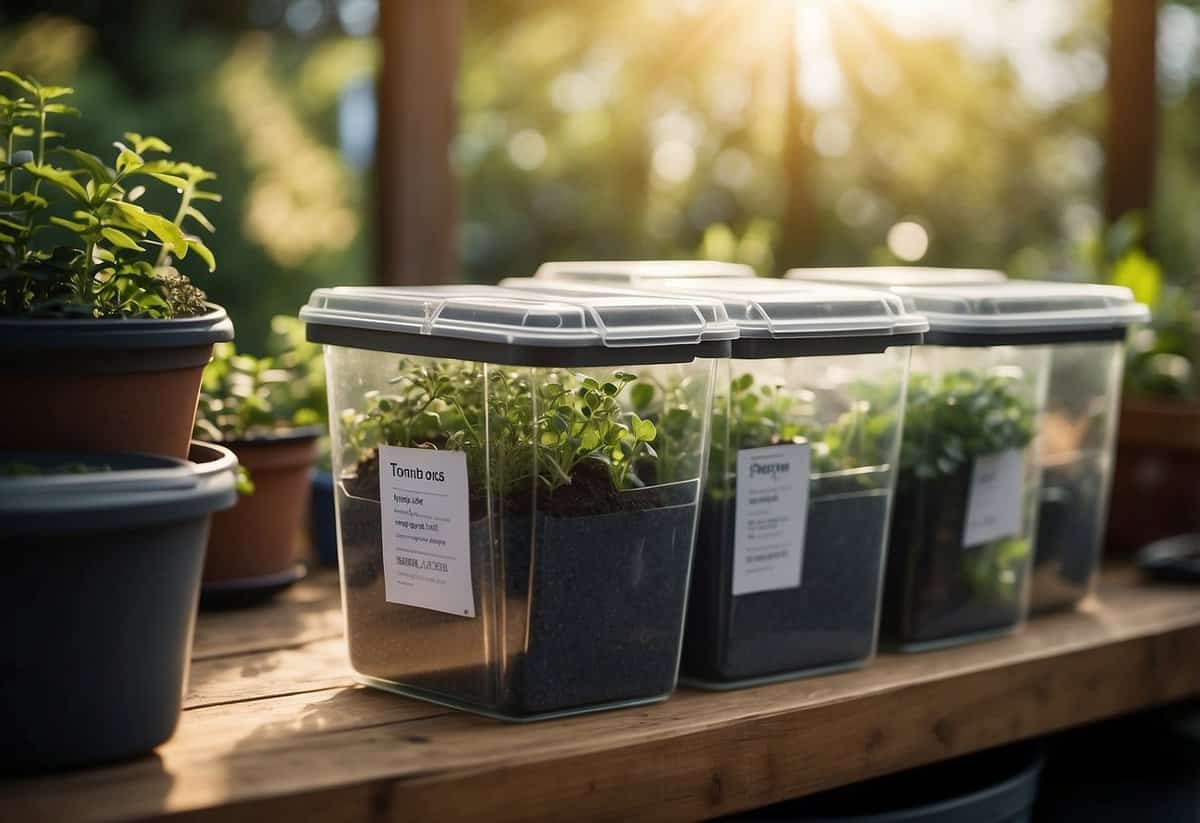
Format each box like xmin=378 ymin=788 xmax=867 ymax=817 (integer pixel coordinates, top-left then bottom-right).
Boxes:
xmin=0 ymin=73 xmax=240 ymax=772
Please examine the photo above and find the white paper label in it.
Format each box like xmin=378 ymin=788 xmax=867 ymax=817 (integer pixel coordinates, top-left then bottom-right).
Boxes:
xmin=732 ymin=444 xmax=811 ymax=596
xmin=377 ymin=445 xmax=475 ymax=618
xmin=963 ymin=449 xmax=1025 ymax=548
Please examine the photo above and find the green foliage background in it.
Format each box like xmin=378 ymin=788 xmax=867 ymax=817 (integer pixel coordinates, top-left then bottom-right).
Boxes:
xmin=4 ymin=1 xmax=1195 ymax=362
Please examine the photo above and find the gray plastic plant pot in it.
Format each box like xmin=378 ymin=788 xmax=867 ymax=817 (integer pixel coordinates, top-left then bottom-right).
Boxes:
xmin=736 ymin=745 xmax=1043 ymax=823
xmin=0 ymin=441 xmax=238 ymax=773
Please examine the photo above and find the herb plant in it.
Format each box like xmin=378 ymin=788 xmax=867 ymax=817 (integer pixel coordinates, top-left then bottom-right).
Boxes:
xmin=703 ymin=370 xmax=901 ymax=501
xmin=0 ymin=72 xmax=217 ymax=318
xmin=193 ymin=341 xmax=324 ymax=444
xmin=339 ymin=358 xmax=674 ymax=502
xmin=898 ymin=370 xmax=1035 ymax=481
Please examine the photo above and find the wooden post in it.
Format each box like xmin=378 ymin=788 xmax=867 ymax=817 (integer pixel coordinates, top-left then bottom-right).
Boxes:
xmin=1105 ymin=0 xmax=1159 ymax=223
xmin=779 ymin=6 xmax=817 ymax=271
xmin=375 ymin=0 xmax=463 ymax=285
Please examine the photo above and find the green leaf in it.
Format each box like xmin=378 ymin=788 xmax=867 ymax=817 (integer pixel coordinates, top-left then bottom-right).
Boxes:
xmin=185 ymin=205 xmax=215 ymax=233
xmin=40 ymin=85 xmax=74 ymax=100
xmin=101 ymin=227 xmax=144 ymax=252
xmin=191 ymin=190 xmax=223 ymax=202
xmin=630 ymin=382 xmax=654 ymax=411
xmin=49 ymin=215 xmax=89 ymax=232
xmin=23 ymin=162 xmax=89 ymax=203
xmin=187 ymin=236 xmax=215 ymax=271
xmin=0 ymin=71 xmax=36 ymax=95
xmin=634 ymin=418 xmax=657 ymax=442
xmin=114 ymin=201 xmax=186 ymax=257
xmin=56 ymin=148 xmax=112 ymax=186
xmin=43 ymin=103 xmax=79 ymax=116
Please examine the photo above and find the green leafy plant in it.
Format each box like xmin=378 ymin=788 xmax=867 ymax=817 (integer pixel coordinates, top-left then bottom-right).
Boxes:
xmin=899 ymin=370 xmax=1035 ymax=482
xmin=340 ymin=359 xmax=681 ymax=502
xmin=193 ymin=341 xmax=324 ymax=444
xmin=701 ymin=370 xmax=901 ymax=501
xmin=0 ymin=72 xmax=217 ymax=318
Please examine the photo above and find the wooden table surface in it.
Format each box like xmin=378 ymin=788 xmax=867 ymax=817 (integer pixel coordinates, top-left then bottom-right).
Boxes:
xmin=3 ymin=567 xmax=1199 ymax=823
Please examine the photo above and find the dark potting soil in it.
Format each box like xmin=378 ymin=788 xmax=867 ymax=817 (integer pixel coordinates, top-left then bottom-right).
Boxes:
xmin=338 ymin=452 xmax=697 ymax=717
xmin=681 ymin=474 xmax=889 ymax=684
xmin=1030 ymin=457 xmax=1104 ymax=615
xmin=880 ymin=464 xmax=1029 ymax=649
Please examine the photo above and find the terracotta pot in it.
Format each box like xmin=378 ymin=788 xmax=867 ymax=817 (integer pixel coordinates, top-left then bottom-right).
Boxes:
xmin=0 ymin=307 xmax=234 ymax=459
xmin=1106 ymin=399 xmax=1200 ymax=555
xmin=203 ymin=430 xmax=320 ymax=584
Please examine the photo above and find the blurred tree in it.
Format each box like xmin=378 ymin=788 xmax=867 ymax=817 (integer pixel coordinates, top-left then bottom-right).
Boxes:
xmin=0 ymin=2 xmax=373 ymax=352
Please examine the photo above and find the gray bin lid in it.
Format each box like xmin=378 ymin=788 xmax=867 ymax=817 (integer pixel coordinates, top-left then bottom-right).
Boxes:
xmin=786 ymin=266 xmax=1008 ymax=288
xmin=300 ymin=284 xmax=733 ymax=366
xmin=887 ymin=281 xmax=1150 ymax=345
xmin=535 ymin=259 xmax=755 ymax=284
xmin=519 ymin=266 xmax=928 ymax=358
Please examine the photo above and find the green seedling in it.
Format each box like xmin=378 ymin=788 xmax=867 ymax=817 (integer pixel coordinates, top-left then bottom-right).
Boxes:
xmin=0 ymin=71 xmax=217 ymax=318
xmin=340 ymin=359 xmax=680 ymax=499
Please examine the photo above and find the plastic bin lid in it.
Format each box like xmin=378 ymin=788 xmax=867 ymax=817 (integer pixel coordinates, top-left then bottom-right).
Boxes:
xmin=887 ymin=281 xmax=1151 ymax=345
xmin=519 ymin=270 xmax=928 ymax=357
xmin=0 ymin=442 xmax=238 ymax=535
xmin=300 ymin=284 xmax=734 ymax=366
xmin=535 ymin=259 xmax=755 ymax=283
xmin=786 ymin=266 xmax=1008 ymax=287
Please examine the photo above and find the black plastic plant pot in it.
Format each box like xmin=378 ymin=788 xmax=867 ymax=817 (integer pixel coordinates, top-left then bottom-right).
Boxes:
xmin=1029 ymin=460 xmax=1103 ymax=615
xmin=0 ymin=441 xmax=238 ymax=773
xmin=310 ymin=471 xmax=339 ymax=568
xmin=337 ymin=479 xmax=699 ymax=720
xmin=682 ymin=471 xmax=890 ymax=687
xmin=880 ymin=466 xmax=1031 ymax=651
xmin=740 ymin=743 xmax=1042 ymax=822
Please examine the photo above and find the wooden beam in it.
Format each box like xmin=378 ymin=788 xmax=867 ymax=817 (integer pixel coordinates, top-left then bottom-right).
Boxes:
xmin=1105 ymin=0 xmax=1159 ymax=222
xmin=375 ymin=0 xmax=463 ymax=285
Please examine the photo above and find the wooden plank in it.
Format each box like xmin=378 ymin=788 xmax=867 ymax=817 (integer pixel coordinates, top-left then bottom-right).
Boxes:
xmin=185 ymin=636 xmax=353 ymax=709
xmin=3 ymin=570 xmax=1199 ymax=823
xmin=190 ymin=572 xmax=341 ymax=661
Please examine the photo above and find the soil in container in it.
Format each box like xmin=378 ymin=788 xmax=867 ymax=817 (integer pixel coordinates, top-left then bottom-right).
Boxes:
xmin=682 ymin=470 xmax=889 ymax=684
xmin=1030 ymin=457 xmax=1104 ymax=614
xmin=339 ymin=454 xmax=697 ymax=717
xmin=882 ymin=464 xmax=1030 ymax=649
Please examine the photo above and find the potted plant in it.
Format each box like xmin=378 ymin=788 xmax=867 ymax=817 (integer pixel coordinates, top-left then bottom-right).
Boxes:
xmin=0 ymin=441 xmax=238 ymax=771
xmin=1107 ymin=287 xmax=1200 ymax=554
xmin=880 ymin=369 xmax=1038 ymax=647
xmin=192 ymin=341 xmax=322 ymax=606
xmin=0 ymin=73 xmax=231 ymax=458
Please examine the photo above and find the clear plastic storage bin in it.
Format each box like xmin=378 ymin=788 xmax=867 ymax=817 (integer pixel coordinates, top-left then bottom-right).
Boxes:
xmin=522 ymin=266 xmax=927 ymax=686
xmin=792 ymin=269 xmax=1149 ymax=617
xmin=301 ymin=285 xmax=731 ymax=720
xmin=1015 ymin=285 xmax=1147 ymax=613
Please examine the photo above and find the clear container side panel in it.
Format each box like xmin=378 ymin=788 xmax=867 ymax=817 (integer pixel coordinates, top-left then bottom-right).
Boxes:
xmin=325 ymin=347 xmax=714 ymax=717
xmin=881 ymin=344 xmax=1051 ymax=649
xmin=683 ymin=349 xmax=908 ymax=683
xmin=324 ymin=347 xmax=506 ymax=709
xmin=1031 ymin=341 xmax=1124 ymax=614
xmin=508 ymin=360 xmax=712 ymax=715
